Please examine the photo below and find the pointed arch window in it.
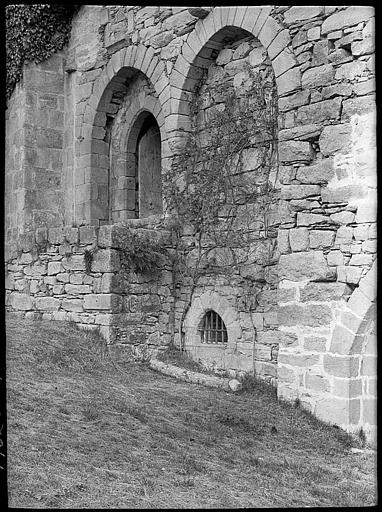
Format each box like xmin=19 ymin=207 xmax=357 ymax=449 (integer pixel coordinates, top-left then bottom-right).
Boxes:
xmin=199 ymin=310 xmax=228 ymax=344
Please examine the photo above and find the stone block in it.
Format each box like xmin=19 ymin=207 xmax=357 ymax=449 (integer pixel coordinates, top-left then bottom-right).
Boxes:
xmin=35 ymin=297 xmax=60 ymax=311
xmin=69 ymin=273 xmax=84 ymax=284
xmin=61 ymin=299 xmax=84 ymax=312
xmin=296 ymin=97 xmax=342 ymax=125
xmin=48 ymin=227 xmax=64 ymax=244
xmin=278 ymin=124 xmax=321 ymax=142
xmin=323 ymin=354 xmax=359 ymax=378
xmin=79 ymin=226 xmax=97 ymax=245
xmin=303 ymin=336 xmax=327 ymax=352
xmin=284 ymin=6 xmax=322 ymax=23
xmin=281 ymin=184 xmax=320 ymax=200
xmin=278 ymin=304 xmax=333 ymax=327
xmin=289 ymin=228 xmax=309 ymax=252
xmin=362 ymin=398 xmax=377 ymax=425
xmin=296 ymin=159 xmax=334 ymax=184
xmin=321 ymin=6 xmax=374 ymax=35
xmin=278 ymin=352 xmax=320 ymax=368
xmin=305 ymin=373 xmax=330 ymax=393
xmin=91 ymin=249 xmax=121 ymax=273
xmin=64 ymin=227 xmax=79 ymax=244
xmin=53 ymin=284 xmax=65 ymax=294
xmin=319 ymin=124 xmax=351 ymax=156
xmin=322 ymin=184 xmax=366 ymax=204
xmin=56 ymin=272 xmax=70 ymax=283
xmin=315 ymin=397 xmax=350 ymax=425
xmin=276 ymin=67 xmax=301 ymax=97
xmin=279 ymin=141 xmax=314 ymax=164
xmin=337 ymin=266 xmax=363 ymax=285
xmin=300 ymin=282 xmax=350 ymax=302
xmin=278 ymin=251 xmax=335 ymax=281
xmin=355 ymin=200 xmax=377 ymax=223
xmin=334 ymin=226 xmax=353 ymax=245
xmin=278 ymin=90 xmax=310 ymax=112
xmin=62 ymin=254 xmax=85 ymax=271
xmin=297 ymin=213 xmax=330 ymax=226
xmin=309 ymin=230 xmax=335 ymax=249
xmin=335 ymin=60 xmax=368 ymax=82
xmin=10 ymin=293 xmax=34 ymax=311
xmin=277 ymin=364 xmax=296 ymax=385
xmin=84 ymin=293 xmax=122 ymax=311
xmin=64 ymin=284 xmax=91 ymax=294
xmin=47 ymin=261 xmax=62 ymax=275
xmin=330 ymin=211 xmax=355 ymax=225
xmin=277 ymin=229 xmax=290 ymax=254
xmin=301 ymin=64 xmax=334 ymax=88
xmin=216 ymin=48 xmax=233 ymax=66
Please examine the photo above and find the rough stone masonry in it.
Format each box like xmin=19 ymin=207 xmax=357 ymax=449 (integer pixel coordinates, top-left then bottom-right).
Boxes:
xmin=5 ymin=6 xmax=376 ymax=445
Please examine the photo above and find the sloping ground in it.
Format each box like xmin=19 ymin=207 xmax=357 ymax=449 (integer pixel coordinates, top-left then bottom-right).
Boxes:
xmin=6 ymin=314 xmax=377 ymax=508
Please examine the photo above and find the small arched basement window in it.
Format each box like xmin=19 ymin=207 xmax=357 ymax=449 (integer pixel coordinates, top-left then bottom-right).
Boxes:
xmin=199 ymin=310 xmax=228 ymax=344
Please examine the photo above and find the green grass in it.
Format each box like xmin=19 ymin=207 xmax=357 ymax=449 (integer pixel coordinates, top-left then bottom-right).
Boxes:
xmin=6 ymin=314 xmax=377 ymax=508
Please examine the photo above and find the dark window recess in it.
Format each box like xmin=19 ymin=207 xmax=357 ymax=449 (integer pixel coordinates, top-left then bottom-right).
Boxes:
xmin=199 ymin=310 xmax=228 ymax=344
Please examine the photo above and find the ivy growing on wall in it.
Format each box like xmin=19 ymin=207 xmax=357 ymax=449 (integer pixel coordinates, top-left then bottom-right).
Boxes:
xmin=6 ymin=4 xmax=78 ymax=100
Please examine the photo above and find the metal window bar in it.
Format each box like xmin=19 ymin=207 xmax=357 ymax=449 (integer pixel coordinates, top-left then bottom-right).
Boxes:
xmin=199 ymin=310 xmax=228 ymax=344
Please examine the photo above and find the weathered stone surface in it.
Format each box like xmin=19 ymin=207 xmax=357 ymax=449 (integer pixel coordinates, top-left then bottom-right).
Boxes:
xmin=330 ymin=211 xmax=355 ymax=225
xmin=62 ymin=254 xmax=85 ymax=271
xmin=319 ymin=124 xmax=351 ymax=156
xmin=277 ymin=67 xmax=301 ymax=96
xmin=323 ymin=354 xmax=360 ymax=378
xmin=309 ymin=230 xmax=335 ymax=249
xmin=248 ymin=46 xmax=267 ymax=67
xmin=278 ymin=90 xmax=310 ymax=112
xmin=297 ymin=213 xmax=330 ymax=226
xmin=278 ymin=251 xmax=335 ymax=281
xmin=278 ymin=304 xmax=332 ymax=327
xmin=305 ymin=374 xmax=330 ymax=393
xmin=335 ymin=60 xmax=368 ymax=81
xmin=301 ymin=64 xmax=334 ymax=88
xmin=321 ymin=184 xmax=366 ymax=204
xmin=296 ymin=159 xmax=334 ymax=184
xmin=79 ymin=226 xmax=97 ymax=245
xmin=47 ymin=261 xmax=62 ymax=275
xmin=296 ymin=98 xmax=342 ymax=125
xmin=35 ymin=297 xmax=60 ymax=311
xmin=304 ymin=336 xmax=327 ymax=352
xmin=91 ymin=249 xmax=121 ymax=272
xmin=278 ymin=124 xmax=321 ymax=141
xmin=9 ymin=293 xmax=34 ymax=310
xmin=321 ymin=6 xmax=374 ymax=35
xmin=278 ymin=352 xmax=320 ymax=367
xmin=284 ymin=6 xmax=323 ymax=24
xmin=342 ymin=96 xmax=376 ymax=119
xmin=65 ymin=284 xmax=91 ymax=294
xmin=300 ymin=282 xmax=350 ymax=302
xmin=281 ymin=185 xmax=320 ymax=200
xmin=289 ymin=227 xmax=309 ymax=252
xmin=277 ymin=229 xmax=290 ymax=254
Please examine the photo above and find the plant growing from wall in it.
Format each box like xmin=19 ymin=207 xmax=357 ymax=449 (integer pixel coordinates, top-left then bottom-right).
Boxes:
xmin=6 ymin=4 xmax=78 ymax=101
xmin=114 ymin=226 xmax=169 ymax=275
xmin=163 ymin=61 xmax=279 ymax=350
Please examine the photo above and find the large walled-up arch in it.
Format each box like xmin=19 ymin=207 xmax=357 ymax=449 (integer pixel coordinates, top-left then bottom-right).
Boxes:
xmin=5 ymin=6 xmax=376 ymax=444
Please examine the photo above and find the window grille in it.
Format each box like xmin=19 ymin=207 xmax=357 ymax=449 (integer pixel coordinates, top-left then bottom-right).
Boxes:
xmin=199 ymin=310 xmax=228 ymax=344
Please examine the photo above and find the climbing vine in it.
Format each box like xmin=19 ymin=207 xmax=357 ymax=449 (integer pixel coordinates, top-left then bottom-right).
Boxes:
xmin=163 ymin=61 xmax=279 ymax=349
xmin=6 ymin=4 xmax=78 ymax=100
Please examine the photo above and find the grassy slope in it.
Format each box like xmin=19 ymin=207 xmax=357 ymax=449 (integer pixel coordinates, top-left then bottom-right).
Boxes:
xmin=6 ymin=315 xmax=377 ymax=508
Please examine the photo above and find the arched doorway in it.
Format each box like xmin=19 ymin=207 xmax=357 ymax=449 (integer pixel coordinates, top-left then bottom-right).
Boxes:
xmin=135 ymin=114 xmax=162 ymax=218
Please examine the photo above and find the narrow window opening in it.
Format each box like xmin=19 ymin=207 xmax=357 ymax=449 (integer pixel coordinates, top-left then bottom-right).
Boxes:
xmin=199 ymin=310 xmax=228 ymax=344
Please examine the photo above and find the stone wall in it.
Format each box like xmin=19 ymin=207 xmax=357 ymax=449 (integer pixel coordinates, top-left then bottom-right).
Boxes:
xmin=5 ymin=220 xmax=175 ymax=359
xmin=5 ymin=5 xmax=376 ymax=444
